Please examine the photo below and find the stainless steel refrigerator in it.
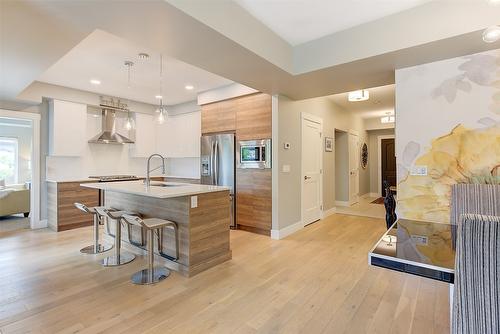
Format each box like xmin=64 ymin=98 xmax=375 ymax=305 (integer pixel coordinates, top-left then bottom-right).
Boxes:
xmin=200 ymin=134 xmax=235 ymax=228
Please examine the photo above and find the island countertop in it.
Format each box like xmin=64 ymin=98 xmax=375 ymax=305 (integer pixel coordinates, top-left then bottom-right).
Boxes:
xmin=80 ymin=180 xmax=229 ymax=199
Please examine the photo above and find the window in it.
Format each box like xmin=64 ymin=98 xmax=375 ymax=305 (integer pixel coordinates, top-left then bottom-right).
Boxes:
xmin=0 ymin=137 xmax=18 ymax=185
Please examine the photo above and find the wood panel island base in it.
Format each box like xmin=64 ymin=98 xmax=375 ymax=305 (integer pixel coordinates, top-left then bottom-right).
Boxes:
xmin=81 ymin=181 xmax=232 ymax=277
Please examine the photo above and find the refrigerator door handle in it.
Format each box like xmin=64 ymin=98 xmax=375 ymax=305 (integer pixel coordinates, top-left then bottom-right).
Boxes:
xmin=210 ymin=140 xmax=215 ymax=184
xmin=214 ymin=140 xmax=219 ymax=185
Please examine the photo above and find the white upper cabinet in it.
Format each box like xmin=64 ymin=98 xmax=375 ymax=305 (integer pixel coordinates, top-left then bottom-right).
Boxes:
xmin=156 ymin=111 xmax=201 ymax=158
xmin=48 ymin=99 xmax=87 ymax=156
xmin=129 ymin=113 xmax=157 ymax=158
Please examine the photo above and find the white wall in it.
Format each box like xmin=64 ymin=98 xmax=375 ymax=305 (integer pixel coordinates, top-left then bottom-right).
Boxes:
xmin=276 ymin=95 xmax=369 ymax=230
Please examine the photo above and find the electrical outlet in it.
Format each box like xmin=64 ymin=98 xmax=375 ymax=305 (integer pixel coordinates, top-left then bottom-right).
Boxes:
xmin=410 ymin=165 xmax=428 ymax=176
xmin=191 ymin=196 xmax=198 ymax=208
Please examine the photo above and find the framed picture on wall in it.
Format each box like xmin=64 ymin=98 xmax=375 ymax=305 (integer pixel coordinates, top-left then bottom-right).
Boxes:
xmin=325 ymin=137 xmax=333 ymax=152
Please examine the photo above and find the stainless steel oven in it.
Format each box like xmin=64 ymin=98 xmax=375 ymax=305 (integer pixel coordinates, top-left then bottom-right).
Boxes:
xmin=236 ymin=139 xmax=271 ymax=169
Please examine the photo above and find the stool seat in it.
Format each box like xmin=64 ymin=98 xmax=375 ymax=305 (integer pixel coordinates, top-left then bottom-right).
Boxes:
xmin=123 ymin=215 xmax=175 ymax=230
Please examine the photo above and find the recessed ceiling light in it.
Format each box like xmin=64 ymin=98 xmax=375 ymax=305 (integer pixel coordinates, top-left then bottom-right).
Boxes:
xmin=185 ymin=85 xmax=194 ymax=90
xmin=487 ymin=0 xmax=500 ymax=5
xmin=155 ymin=95 xmax=163 ymax=99
xmin=138 ymin=53 xmax=150 ymax=60
xmin=482 ymin=25 xmax=500 ymax=43
xmin=348 ymin=90 xmax=369 ymax=102
xmin=90 ymin=79 xmax=101 ymax=85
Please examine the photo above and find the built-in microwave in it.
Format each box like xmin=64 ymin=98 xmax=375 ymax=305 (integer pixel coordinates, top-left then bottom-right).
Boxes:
xmin=236 ymin=139 xmax=271 ymax=169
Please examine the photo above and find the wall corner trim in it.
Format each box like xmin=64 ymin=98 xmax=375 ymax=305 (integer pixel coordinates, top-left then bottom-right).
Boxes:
xmin=271 ymin=220 xmax=302 ymax=240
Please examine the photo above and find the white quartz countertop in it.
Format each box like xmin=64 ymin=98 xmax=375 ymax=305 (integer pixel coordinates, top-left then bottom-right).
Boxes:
xmin=80 ymin=180 xmax=229 ymax=199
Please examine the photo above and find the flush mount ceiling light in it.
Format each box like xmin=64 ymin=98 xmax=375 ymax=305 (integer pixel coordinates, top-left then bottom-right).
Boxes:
xmin=487 ymin=0 xmax=500 ymax=5
xmin=380 ymin=112 xmax=395 ymax=124
xmin=155 ymin=95 xmax=163 ymax=100
xmin=185 ymin=85 xmax=194 ymax=90
xmin=138 ymin=53 xmax=150 ymax=60
xmin=90 ymin=79 xmax=101 ymax=85
xmin=348 ymin=89 xmax=369 ymax=102
xmin=482 ymin=25 xmax=500 ymax=43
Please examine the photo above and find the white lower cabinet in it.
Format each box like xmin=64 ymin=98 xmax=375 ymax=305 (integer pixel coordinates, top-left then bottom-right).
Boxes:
xmin=156 ymin=111 xmax=201 ymax=158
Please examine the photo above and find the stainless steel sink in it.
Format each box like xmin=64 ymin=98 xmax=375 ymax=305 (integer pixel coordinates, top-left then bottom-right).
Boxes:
xmin=149 ymin=182 xmax=182 ymax=187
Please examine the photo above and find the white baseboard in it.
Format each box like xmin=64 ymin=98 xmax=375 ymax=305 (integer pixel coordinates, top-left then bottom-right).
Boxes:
xmin=335 ymin=200 xmax=350 ymax=207
xmin=271 ymin=220 xmax=303 ymax=240
xmin=31 ymin=219 xmax=48 ymax=229
xmin=322 ymin=207 xmax=336 ymax=218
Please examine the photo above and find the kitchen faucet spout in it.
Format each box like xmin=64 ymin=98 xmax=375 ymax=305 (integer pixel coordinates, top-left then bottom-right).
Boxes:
xmin=145 ymin=154 xmax=166 ymax=187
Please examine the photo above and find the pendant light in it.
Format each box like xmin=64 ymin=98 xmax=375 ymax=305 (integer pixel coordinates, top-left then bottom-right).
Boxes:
xmin=156 ymin=54 xmax=167 ymax=124
xmin=124 ymin=61 xmax=135 ymax=130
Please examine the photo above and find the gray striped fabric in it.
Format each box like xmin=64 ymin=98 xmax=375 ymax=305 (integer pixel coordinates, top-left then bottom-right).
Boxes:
xmin=450 ymin=184 xmax=500 ymax=225
xmin=452 ymin=214 xmax=500 ymax=334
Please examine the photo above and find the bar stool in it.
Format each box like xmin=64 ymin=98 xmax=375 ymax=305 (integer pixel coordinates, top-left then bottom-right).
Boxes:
xmin=74 ymin=203 xmax=113 ymax=254
xmin=95 ymin=208 xmax=137 ymax=267
xmin=122 ymin=214 xmax=178 ymax=285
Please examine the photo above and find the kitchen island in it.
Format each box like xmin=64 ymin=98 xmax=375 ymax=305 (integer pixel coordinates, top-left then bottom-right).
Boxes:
xmin=81 ymin=181 xmax=231 ymax=277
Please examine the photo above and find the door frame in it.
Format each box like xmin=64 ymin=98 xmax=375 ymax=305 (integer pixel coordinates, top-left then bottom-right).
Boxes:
xmin=377 ymin=134 xmax=395 ymax=196
xmin=0 ymin=109 xmax=42 ymax=229
xmin=301 ymin=112 xmax=323 ymax=227
xmin=347 ymin=130 xmax=360 ymax=206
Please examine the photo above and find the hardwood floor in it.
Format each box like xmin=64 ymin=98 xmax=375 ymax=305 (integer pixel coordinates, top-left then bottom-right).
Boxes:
xmin=0 ymin=214 xmax=450 ymax=333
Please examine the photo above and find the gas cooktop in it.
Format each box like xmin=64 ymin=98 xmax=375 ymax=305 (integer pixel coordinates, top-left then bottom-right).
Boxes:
xmin=88 ymin=175 xmax=140 ymax=182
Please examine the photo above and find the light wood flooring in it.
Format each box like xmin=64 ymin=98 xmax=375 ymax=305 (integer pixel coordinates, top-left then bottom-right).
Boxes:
xmin=0 ymin=214 xmax=450 ymax=333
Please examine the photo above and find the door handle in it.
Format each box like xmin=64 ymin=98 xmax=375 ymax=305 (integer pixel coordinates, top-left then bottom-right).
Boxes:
xmin=304 ymin=176 xmax=311 ymax=180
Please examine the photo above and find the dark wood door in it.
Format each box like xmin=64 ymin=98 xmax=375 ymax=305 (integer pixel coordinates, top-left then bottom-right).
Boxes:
xmin=381 ymin=138 xmax=396 ymax=197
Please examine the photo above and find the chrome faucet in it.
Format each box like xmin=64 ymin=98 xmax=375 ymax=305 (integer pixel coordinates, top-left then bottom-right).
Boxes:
xmin=145 ymin=154 xmax=166 ymax=187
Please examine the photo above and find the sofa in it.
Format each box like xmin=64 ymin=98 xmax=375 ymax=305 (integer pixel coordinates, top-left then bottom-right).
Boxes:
xmin=0 ymin=184 xmax=30 ymax=217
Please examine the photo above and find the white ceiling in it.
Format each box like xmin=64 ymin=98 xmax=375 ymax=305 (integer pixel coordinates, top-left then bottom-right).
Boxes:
xmin=235 ymin=0 xmax=431 ymax=46
xmin=37 ymin=30 xmax=233 ymax=106
xmin=330 ymin=84 xmax=394 ymax=119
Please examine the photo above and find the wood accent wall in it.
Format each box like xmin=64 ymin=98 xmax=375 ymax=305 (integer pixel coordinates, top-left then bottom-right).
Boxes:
xmin=47 ymin=181 xmax=99 ymax=232
xmin=201 ymin=93 xmax=273 ymax=235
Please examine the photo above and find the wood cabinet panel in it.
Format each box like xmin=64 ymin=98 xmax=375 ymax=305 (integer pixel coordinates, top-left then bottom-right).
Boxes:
xmin=236 ymin=93 xmax=272 ymax=140
xmin=201 ymin=99 xmax=236 ymax=134
xmin=47 ymin=181 xmax=99 ymax=232
xmin=236 ymin=168 xmax=272 ymax=234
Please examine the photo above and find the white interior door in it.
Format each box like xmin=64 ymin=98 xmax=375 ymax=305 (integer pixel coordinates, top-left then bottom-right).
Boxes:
xmin=302 ymin=116 xmax=322 ymax=225
xmin=348 ymin=133 xmax=360 ymax=205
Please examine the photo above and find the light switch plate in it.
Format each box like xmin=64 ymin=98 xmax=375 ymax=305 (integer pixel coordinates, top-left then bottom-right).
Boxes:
xmin=191 ymin=196 xmax=198 ymax=208
xmin=283 ymin=142 xmax=291 ymax=149
xmin=410 ymin=165 xmax=428 ymax=176
xmin=282 ymin=165 xmax=291 ymax=173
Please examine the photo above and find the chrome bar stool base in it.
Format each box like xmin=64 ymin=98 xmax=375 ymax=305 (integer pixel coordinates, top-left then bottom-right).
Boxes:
xmin=101 ymin=252 xmax=136 ymax=266
xmin=80 ymin=243 xmax=113 ymax=254
xmin=131 ymin=267 xmax=170 ymax=285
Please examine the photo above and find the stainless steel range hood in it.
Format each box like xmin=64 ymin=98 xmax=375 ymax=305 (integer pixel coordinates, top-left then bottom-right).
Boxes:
xmin=88 ymin=108 xmax=134 ymax=144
